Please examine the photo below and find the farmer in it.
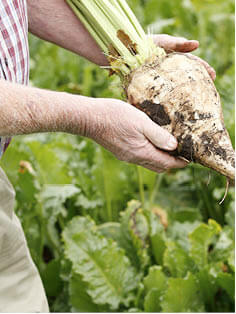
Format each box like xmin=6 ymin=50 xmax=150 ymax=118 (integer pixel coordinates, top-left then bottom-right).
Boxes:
xmin=0 ymin=0 xmax=216 ymax=312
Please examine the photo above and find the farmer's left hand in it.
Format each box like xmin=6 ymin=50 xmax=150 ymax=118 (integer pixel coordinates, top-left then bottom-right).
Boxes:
xmin=153 ymin=34 xmax=216 ymax=80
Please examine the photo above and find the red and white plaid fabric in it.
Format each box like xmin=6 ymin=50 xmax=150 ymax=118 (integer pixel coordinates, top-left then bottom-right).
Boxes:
xmin=0 ymin=0 xmax=29 ymax=157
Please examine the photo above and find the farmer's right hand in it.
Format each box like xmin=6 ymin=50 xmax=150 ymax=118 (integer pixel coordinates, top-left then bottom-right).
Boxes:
xmin=84 ymin=97 xmax=187 ymax=173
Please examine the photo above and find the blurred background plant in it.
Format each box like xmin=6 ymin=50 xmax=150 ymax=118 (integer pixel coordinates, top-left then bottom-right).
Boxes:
xmin=0 ymin=0 xmax=234 ymax=312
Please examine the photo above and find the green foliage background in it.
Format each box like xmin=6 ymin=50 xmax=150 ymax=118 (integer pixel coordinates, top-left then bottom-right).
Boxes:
xmin=0 ymin=0 xmax=235 ymax=312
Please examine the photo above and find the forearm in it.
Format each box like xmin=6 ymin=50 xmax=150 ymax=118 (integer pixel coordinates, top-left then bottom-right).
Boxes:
xmin=0 ymin=79 xmax=92 ymax=137
xmin=0 ymin=79 xmax=187 ymax=172
xmin=27 ymin=0 xmax=107 ymax=66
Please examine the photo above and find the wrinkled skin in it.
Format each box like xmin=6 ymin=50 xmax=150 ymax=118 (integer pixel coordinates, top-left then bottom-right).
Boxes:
xmin=86 ymin=97 xmax=186 ymax=173
xmin=87 ymin=35 xmax=217 ymax=173
xmin=87 ymin=35 xmax=217 ymax=174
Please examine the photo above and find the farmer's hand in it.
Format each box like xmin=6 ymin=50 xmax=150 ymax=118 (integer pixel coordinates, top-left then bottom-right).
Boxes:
xmin=85 ymin=98 xmax=187 ymax=173
xmin=153 ymin=34 xmax=216 ymax=80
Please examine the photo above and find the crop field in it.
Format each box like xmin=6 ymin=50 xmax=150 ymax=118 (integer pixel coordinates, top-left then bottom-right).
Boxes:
xmin=0 ymin=0 xmax=234 ymax=312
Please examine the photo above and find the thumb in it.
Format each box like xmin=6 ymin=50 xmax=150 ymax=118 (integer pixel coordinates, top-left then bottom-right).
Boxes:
xmin=143 ymin=119 xmax=178 ymax=151
xmin=153 ymin=34 xmax=199 ymax=53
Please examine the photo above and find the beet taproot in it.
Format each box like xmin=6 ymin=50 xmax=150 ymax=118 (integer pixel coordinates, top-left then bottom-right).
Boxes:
xmin=66 ymin=0 xmax=235 ymax=181
xmin=126 ymin=53 xmax=235 ymax=180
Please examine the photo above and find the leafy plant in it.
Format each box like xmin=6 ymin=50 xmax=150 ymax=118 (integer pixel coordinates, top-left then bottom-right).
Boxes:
xmin=62 ymin=201 xmax=234 ymax=312
xmin=0 ymin=0 xmax=234 ymax=312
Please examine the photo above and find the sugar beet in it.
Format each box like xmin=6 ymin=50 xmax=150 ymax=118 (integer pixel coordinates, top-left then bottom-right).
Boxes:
xmin=126 ymin=53 xmax=235 ymax=180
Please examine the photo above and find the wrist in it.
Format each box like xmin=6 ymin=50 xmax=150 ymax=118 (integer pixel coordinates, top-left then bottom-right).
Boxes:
xmin=72 ymin=96 xmax=107 ymax=139
xmin=54 ymin=92 xmax=93 ymax=136
xmin=73 ymin=97 xmax=120 ymax=141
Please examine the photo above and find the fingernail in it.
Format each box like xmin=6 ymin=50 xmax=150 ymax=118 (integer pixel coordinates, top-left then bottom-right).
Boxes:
xmin=178 ymin=156 xmax=190 ymax=164
xmin=189 ymin=40 xmax=199 ymax=45
xmin=166 ymin=137 xmax=177 ymax=150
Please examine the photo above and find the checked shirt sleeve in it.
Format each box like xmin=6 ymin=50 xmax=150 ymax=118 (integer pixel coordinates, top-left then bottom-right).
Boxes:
xmin=0 ymin=0 xmax=29 ymax=157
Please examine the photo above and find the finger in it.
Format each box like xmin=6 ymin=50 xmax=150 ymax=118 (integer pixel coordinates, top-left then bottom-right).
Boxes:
xmin=137 ymin=144 xmax=188 ymax=172
xmin=138 ymin=162 xmax=165 ymax=173
xmin=175 ymin=40 xmax=199 ymax=52
xmin=185 ymin=53 xmax=216 ymax=80
xmin=153 ymin=34 xmax=199 ymax=52
xmin=142 ymin=118 xmax=178 ymax=151
xmin=151 ymin=149 xmax=188 ymax=169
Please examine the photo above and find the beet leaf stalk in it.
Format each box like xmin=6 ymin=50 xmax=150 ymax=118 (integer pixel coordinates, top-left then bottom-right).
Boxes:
xmin=66 ymin=0 xmax=235 ymax=181
xmin=66 ymin=0 xmax=165 ymax=76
